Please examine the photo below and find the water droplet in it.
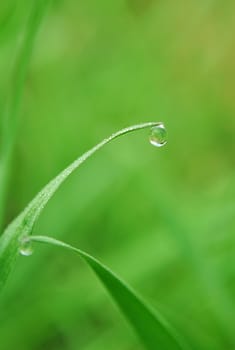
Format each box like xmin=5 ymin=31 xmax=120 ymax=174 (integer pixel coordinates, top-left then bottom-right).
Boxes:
xmin=149 ymin=123 xmax=167 ymax=147
xmin=19 ymin=237 xmax=34 ymax=256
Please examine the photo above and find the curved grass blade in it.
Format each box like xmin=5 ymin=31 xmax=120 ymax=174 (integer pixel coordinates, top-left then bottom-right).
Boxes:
xmin=28 ymin=235 xmax=189 ymax=350
xmin=0 ymin=122 xmax=160 ymax=291
xmin=0 ymin=121 xmax=190 ymax=349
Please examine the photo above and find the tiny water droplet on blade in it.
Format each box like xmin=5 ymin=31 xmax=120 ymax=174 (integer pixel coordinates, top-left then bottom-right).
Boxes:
xmin=19 ymin=238 xmax=34 ymax=256
xmin=149 ymin=123 xmax=167 ymax=147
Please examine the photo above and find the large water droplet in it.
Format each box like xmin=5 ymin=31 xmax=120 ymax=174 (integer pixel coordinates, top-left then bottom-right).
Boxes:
xmin=149 ymin=123 xmax=167 ymax=147
xmin=19 ymin=237 xmax=34 ymax=256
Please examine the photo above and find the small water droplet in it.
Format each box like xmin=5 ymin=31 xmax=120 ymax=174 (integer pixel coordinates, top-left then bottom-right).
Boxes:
xmin=149 ymin=123 xmax=167 ymax=147
xmin=19 ymin=238 xmax=34 ymax=256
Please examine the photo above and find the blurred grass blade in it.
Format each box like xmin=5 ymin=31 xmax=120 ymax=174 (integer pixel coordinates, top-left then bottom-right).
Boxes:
xmin=0 ymin=122 xmax=159 ymax=291
xmin=29 ymin=235 xmax=188 ymax=350
xmin=0 ymin=0 xmax=50 ymax=230
xmin=0 ymin=3 xmax=17 ymax=44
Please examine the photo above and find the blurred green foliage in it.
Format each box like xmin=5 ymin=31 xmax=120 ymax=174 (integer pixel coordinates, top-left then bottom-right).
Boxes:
xmin=0 ymin=0 xmax=235 ymax=349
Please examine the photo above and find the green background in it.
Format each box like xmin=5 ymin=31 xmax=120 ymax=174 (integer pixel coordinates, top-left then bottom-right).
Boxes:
xmin=1 ymin=0 xmax=235 ymax=349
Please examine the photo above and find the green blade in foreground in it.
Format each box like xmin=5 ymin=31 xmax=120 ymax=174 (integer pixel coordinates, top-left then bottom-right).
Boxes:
xmin=0 ymin=122 xmax=189 ymax=350
xmin=29 ymin=235 xmax=188 ymax=350
xmin=0 ymin=122 xmax=160 ymax=291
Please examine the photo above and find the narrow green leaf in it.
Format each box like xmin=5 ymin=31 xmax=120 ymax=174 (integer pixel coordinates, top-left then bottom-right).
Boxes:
xmin=0 ymin=122 xmax=159 ymax=291
xmin=28 ymin=235 xmax=188 ymax=350
xmin=0 ymin=0 xmax=50 ymax=230
xmin=0 ymin=122 xmax=190 ymax=349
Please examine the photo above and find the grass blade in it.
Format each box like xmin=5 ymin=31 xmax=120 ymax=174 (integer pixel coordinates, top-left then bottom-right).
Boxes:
xmin=0 ymin=121 xmax=190 ymax=349
xmin=0 ymin=0 xmax=50 ymax=230
xmin=28 ymin=235 xmax=188 ymax=350
xmin=0 ymin=122 xmax=159 ymax=291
